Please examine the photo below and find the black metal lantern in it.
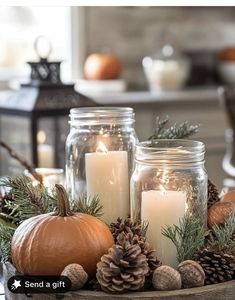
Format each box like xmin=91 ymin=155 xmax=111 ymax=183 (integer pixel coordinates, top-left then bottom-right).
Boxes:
xmin=0 ymin=37 xmax=94 ymax=176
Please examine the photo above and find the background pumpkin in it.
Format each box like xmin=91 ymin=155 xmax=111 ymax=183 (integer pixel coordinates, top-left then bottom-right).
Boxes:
xmin=11 ymin=184 xmax=114 ymax=277
xmin=207 ymin=201 xmax=235 ymax=228
xmin=84 ymin=53 xmax=122 ymax=80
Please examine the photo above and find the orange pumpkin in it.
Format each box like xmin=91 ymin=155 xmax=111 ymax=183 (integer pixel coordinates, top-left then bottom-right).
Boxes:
xmin=221 ymin=190 xmax=235 ymax=204
xmin=84 ymin=53 xmax=122 ymax=80
xmin=207 ymin=201 xmax=235 ymax=228
xmin=11 ymin=184 xmax=113 ymax=277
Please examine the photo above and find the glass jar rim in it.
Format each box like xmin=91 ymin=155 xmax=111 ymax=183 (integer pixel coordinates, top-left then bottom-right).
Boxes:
xmin=135 ymin=139 xmax=205 ymax=165
xmin=137 ymin=139 xmax=204 ymax=152
xmin=69 ymin=107 xmax=135 ymax=125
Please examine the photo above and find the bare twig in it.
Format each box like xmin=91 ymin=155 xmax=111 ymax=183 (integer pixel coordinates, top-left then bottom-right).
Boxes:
xmin=0 ymin=141 xmax=43 ymax=184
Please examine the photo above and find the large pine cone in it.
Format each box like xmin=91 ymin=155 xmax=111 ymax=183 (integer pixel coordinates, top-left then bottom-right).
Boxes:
xmin=118 ymin=232 xmax=161 ymax=275
xmin=195 ymin=249 xmax=235 ymax=285
xmin=96 ymin=232 xmax=149 ymax=293
xmin=110 ymin=218 xmax=161 ymax=275
xmin=207 ymin=179 xmax=220 ymax=209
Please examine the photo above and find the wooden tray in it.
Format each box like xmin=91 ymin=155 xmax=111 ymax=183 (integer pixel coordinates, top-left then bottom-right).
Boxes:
xmin=3 ymin=262 xmax=235 ymax=300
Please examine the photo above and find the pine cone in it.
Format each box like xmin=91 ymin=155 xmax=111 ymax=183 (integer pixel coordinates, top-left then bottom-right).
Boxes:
xmin=195 ymin=249 xmax=235 ymax=285
xmin=110 ymin=217 xmax=143 ymax=241
xmin=96 ymin=232 xmax=149 ymax=293
xmin=110 ymin=218 xmax=161 ymax=275
xmin=130 ymin=234 xmax=161 ymax=275
xmin=207 ymin=179 xmax=220 ymax=209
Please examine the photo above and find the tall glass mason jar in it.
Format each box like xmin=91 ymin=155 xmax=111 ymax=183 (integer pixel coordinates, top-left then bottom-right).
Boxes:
xmin=66 ymin=107 xmax=138 ymax=224
xmin=130 ymin=140 xmax=207 ymax=267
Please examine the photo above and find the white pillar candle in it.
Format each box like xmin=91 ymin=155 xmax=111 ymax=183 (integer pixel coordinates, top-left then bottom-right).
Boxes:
xmin=38 ymin=144 xmax=54 ymax=168
xmin=85 ymin=143 xmax=129 ymax=224
xmin=141 ymin=190 xmax=186 ymax=267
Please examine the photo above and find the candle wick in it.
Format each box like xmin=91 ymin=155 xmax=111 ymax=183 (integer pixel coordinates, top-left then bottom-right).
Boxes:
xmin=96 ymin=148 xmax=108 ymax=153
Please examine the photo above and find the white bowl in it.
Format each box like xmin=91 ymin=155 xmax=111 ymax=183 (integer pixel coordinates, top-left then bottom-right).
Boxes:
xmin=142 ymin=57 xmax=191 ymax=91
xmin=218 ymin=62 xmax=235 ymax=84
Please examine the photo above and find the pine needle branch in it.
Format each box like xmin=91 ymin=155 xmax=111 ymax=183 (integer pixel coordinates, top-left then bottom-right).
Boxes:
xmin=0 ymin=221 xmax=16 ymax=262
xmin=153 ymin=116 xmax=170 ymax=137
xmin=209 ymin=214 xmax=235 ymax=254
xmin=148 ymin=116 xmax=199 ymax=141
xmin=161 ymin=214 xmax=205 ymax=262
xmin=0 ymin=175 xmax=56 ymax=223
xmin=133 ymin=213 xmax=149 ymax=237
xmin=72 ymin=193 xmax=103 ymax=218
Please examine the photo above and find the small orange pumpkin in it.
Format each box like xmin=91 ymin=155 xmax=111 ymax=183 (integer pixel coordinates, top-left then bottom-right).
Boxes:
xmin=221 ymin=190 xmax=235 ymax=205
xmin=84 ymin=53 xmax=122 ymax=80
xmin=207 ymin=201 xmax=235 ymax=228
xmin=11 ymin=184 xmax=113 ymax=277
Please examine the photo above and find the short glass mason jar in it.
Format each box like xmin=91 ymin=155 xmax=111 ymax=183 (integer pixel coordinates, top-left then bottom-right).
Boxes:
xmin=66 ymin=107 xmax=138 ymax=224
xmin=130 ymin=140 xmax=207 ymax=267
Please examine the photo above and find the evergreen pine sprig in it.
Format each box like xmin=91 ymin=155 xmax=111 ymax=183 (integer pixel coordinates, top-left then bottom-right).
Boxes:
xmin=161 ymin=214 xmax=205 ymax=262
xmin=141 ymin=220 xmax=149 ymax=238
xmin=132 ymin=214 xmax=149 ymax=238
xmin=72 ymin=193 xmax=103 ymax=218
xmin=0 ymin=175 xmax=56 ymax=223
xmin=209 ymin=214 xmax=235 ymax=254
xmin=0 ymin=221 xmax=16 ymax=262
xmin=148 ymin=116 xmax=199 ymax=141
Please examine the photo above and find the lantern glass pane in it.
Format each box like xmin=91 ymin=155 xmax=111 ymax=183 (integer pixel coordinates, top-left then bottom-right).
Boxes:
xmin=0 ymin=115 xmax=31 ymax=175
xmin=38 ymin=116 xmax=69 ymax=169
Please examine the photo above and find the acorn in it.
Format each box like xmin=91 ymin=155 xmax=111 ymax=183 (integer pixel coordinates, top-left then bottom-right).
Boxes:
xmin=177 ymin=260 xmax=205 ymax=288
xmin=207 ymin=201 xmax=235 ymax=228
xmin=61 ymin=263 xmax=88 ymax=290
xmin=152 ymin=265 xmax=182 ymax=291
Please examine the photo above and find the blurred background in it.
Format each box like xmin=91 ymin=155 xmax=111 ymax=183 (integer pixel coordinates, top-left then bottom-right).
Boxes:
xmin=1 ymin=6 xmax=235 ymax=189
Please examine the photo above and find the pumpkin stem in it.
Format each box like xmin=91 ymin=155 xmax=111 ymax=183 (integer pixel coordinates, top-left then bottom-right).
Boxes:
xmin=54 ymin=184 xmax=74 ymax=217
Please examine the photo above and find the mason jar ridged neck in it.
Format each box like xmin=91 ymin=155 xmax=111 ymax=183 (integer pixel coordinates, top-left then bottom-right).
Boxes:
xmin=69 ymin=107 xmax=135 ymax=126
xmin=135 ymin=140 xmax=205 ymax=166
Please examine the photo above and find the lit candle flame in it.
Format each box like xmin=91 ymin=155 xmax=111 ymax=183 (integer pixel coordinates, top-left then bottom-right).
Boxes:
xmin=159 ymin=184 xmax=166 ymax=195
xmin=96 ymin=141 xmax=108 ymax=153
xmin=37 ymin=130 xmax=46 ymax=144
xmin=99 ymin=128 xmax=104 ymax=135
